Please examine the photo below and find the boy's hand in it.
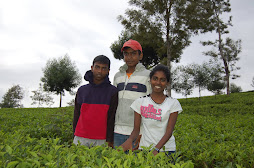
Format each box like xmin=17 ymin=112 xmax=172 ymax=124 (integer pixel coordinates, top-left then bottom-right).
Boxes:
xmin=107 ymin=141 xmax=114 ymax=148
xmin=120 ymin=139 xmax=133 ymax=151
xmin=133 ymin=135 xmax=142 ymax=150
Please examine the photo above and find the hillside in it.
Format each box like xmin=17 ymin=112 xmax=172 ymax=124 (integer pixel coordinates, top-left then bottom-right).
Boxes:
xmin=0 ymin=92 xmax=253 ymax=167
xmin=175 ymin=92 xmax=254 ymax=167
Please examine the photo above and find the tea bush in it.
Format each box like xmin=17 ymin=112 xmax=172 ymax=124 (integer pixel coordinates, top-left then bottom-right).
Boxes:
xmin=0 ymin=92 xmax=253 ymax=167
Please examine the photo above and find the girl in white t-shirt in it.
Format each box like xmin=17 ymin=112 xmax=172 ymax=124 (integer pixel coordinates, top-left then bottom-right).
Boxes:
xmin=121 ymin=64 xmax=182 ymax=155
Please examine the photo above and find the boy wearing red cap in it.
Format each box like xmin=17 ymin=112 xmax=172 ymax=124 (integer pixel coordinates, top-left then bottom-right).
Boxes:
xmin=113 ymin=39 xmax=151 ymax=148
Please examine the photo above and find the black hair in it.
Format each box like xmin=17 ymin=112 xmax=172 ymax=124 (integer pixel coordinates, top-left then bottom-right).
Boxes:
xmin=93 ymin=55 xmax=110 ymax=69
xmin=149 ymin=64 xmax=170 ymax=82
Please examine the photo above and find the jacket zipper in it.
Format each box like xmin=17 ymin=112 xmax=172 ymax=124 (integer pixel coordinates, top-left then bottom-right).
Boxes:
xmin=121 ymin=70 xmax=136 ymax=99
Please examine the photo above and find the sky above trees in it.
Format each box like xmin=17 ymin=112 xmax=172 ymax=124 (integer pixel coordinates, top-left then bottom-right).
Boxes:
xmin=0 ymin=0 xmax=253 ymax=107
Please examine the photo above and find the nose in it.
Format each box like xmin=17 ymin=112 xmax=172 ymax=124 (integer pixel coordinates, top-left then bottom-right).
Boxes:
xmin=97 ymin=68 xmax=102 ymax=73
xmin=155 ymin=79 xmax=161 ymax=85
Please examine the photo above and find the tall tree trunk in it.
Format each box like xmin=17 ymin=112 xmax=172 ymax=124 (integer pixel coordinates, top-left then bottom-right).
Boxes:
xmin=166 ymin=1 xmax=172 ymax=97
xmin=216 ymin=11 xmax=230 ymax=95
xmin=59 ymin=92 xmax=62 ymax=108
xmin=199 ymin=85 xmax=201 ymax=101
xmin=167 ymin=40 xmax=172 ymax=97
xmin=218 ymin=31 xmax=230 ymax=95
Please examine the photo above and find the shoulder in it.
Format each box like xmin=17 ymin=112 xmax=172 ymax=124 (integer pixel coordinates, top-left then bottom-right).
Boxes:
xmin=136 ymin=95 xmax=150 ymax=102
xmin=165 ymin=97 xmax=182 ymax=111
xmin=76 ymin=84 xmax=90 ymax=101
xmin=133 ymin=69 xmax=150 ymax=78
xmin=108 ymin=84 xmax=118 ymax=93
xmin=141 ymin=68 xmax=151 ymax=75
xmin=165 ymin=97 xmax=180 ymax=103
xmin=136 ymin=64 xmax=150 ymax=74
xmin=77 ymin=84 xmax=90 ymax=92
xmin=114 ymin=71 xmax=124 ymax=79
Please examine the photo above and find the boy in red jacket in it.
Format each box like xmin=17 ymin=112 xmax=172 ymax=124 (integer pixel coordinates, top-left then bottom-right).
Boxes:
xmin=73 ymin=55 xmax=118 ymax=147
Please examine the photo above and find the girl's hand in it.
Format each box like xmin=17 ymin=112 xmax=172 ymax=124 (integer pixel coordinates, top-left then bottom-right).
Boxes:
xmin=152 ymin=149 xmax=159 ymax=156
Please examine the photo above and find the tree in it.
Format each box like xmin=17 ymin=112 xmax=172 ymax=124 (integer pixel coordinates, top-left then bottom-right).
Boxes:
xmin=30 ymin=83 xmax=54 ymax=107
xmin=206 ymin=60 xmax=226 ymax=97
xmin=187 ymin=63 xmax=211 ymax=98
xmin=229 ymin=83 xmax=242 ymax=93
xmin=112 ymin=0 xmax=215 ymax=96
xmin=0 ymin=85 xmax=24 ymax=108
xmin=172 ymin=66 xmax=194 ymax=98
xmin=207 ymin=79 xmax=226 ymax=97
xmin=67 ymin=99 xmax=75 ymax=107
xmin=41 ymin=54 xmax=82 ymax=107
xmin=252 ymin=77 xmax=254 ymax=88
xmin=201 ymin=0 xmax=242 ymax=95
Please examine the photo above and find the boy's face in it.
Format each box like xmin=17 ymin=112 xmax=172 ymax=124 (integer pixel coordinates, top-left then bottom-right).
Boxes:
xmin=91 ymin=62 xmax=109 ymax=85
xmin=123 ymin=48 xmax=143 ymax=68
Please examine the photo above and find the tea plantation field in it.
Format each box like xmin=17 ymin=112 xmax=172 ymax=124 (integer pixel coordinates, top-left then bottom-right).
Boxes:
xmin=0 ymin=92 xmax=253 ymax=167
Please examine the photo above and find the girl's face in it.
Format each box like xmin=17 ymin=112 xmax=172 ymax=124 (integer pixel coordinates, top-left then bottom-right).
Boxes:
xmin=150 ymin=71 xmax=168 ymax=93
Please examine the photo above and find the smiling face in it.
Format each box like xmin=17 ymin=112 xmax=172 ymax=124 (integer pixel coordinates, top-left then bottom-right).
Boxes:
xmin=150 ymin=71 xmax=168 ymax=94
xmin=91 ymin=62 xmax=109 ymax=85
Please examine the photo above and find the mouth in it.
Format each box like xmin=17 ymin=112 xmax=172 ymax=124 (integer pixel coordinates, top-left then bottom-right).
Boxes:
xmin=155 ymin=86 xmax=161 ymax=89
xmin=95 ymin=74 xmax=102 ymax=78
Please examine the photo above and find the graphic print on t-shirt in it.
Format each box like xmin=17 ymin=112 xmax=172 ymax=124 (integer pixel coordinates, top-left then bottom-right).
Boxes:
xmin=140 ymin=104 xmax=162 ymax=121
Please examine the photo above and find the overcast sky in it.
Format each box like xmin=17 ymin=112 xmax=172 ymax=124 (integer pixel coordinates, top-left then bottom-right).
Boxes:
xmin=0 ymin=0 xmax=253 ymax=108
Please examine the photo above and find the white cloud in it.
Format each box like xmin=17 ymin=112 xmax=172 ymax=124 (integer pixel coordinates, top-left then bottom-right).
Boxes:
xmin=0 ymin=0 xmax=253 ymax=107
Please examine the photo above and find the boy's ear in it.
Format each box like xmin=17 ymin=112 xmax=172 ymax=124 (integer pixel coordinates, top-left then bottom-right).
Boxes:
xmin=91 ymin=65 xmax=93 ymax=71
xmin=139 ymin=52 xmax=143 ymax=61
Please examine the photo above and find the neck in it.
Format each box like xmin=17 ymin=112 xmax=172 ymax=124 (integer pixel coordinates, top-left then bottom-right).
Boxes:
xmin=150 ymin=92 xmax=166 ymax=104
xmin=126 ymin=66 xmax=135 ymax=73
xmin=93 ymin=79 xmax=104 ymax=85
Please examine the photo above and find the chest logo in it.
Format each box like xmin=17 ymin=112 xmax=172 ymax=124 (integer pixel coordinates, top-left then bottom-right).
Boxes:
xmin=140 ymin=104 xmax=162 ymax=121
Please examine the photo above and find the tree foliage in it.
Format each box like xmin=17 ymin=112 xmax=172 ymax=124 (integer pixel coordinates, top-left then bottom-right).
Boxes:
xmin=41 ymin=54 xmax=81 ymax=107
xmin=229 ymin=83 xmax=242 ymax=93
xmin=206 ymin=60 xmax=226 ymax=96
xmin=67 ymin=99 xmax=75 ymax=107
xmin=111 ymin=0 xmax=215 ymax=96
xmin=0 ymin=85 xmax=24 ymax=108
xmin=201 ymin=0 xmax=242 ymax=95
xmin=172 ymin=66 xmax=194 ymax=98
xmin=172 ymin=60 xmax=226 ymax=98
xmin=30 ymin=83 xmax=54 ymax=107
xmin=110 ymin=31 xmax=162 ymax=68
xmin=186 ymin=63 xmax=211 ymax=98
xmin=251 ymin=77 xmax=254 ymax=89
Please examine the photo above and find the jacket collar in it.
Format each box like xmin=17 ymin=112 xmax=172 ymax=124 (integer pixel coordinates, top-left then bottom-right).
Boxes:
xmin=119 ymin=63 xmax=145 ymax=73
xmin=84 ymin=70 xmax=111 ymax=87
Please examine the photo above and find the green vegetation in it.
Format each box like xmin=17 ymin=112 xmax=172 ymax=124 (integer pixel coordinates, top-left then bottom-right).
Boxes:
xmin=176 ymin=92 xmax=254 ymax=167
xmin=1 ymin=92 xmax=253 ymax=167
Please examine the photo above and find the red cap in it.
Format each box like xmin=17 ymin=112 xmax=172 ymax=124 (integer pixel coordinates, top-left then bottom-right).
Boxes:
xmin=121 ymin=39 xmax=142 ymax=52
